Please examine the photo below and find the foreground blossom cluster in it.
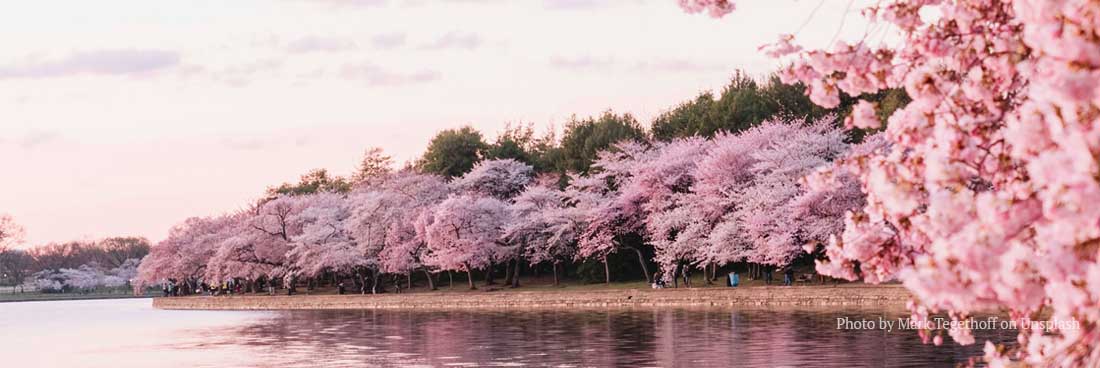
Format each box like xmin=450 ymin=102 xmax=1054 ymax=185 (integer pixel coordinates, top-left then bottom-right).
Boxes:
xmin=684 ymin=0 xmax=1100 ymax=366
xmin=137 ymin=119 xmax=859 ymax=292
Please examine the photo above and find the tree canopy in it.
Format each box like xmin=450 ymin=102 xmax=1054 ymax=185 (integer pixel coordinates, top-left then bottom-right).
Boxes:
xmin=418 ymin=126 xmax=488 ymax=178
xmin=557 ymin=111 xmax=646 ymax=176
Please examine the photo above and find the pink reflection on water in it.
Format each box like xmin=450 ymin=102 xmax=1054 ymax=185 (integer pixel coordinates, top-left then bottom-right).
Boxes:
xmin=0 ymin=299 xmax=1015 ymax=367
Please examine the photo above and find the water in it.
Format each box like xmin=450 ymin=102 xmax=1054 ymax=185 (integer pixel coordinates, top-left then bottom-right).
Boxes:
xmin=0 ymin=298 xmax=1016 ymax=367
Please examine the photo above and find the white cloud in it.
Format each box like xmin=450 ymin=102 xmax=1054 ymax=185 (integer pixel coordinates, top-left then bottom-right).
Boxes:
xmin=286 ymin=36 xmax=358 ymax=53
xmin=339 ymin=62 xmax=441 ymax=86
xmin=420 ymin=32 xmax=483 ymax=50
xmin=370 ymin=32 xmax=407 ymax=49
xmin=550 ymin=55 xmax=616 ymax=70
xmin=0 ymin=49 xmax=180 ymax=79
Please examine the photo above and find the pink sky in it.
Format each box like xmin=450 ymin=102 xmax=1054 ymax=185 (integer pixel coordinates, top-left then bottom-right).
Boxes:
xmin=0 ymin=0 xmax=874 ymax=246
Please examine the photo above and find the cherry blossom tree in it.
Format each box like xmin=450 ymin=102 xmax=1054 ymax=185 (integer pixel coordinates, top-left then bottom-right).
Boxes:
xmin=574 ymin=141 xmax=657 ymax=284
xmin=103 ymin=258 xmax=141 ymax=288
xmin=453 ymin=158 xmax=534 ymax=285
xmin=692 ymin=123 xmax=804 ymax=270
xmin=285 ymin=193 xmax=364 ymax=282
xmin=371 ymin=172 xmax=451 ymax=290
xmin=644 ymin=120 xmax=848 ymax=284
xmin=136 ymin=215 xmax=237 ymax=291
xmin=28 ymin=258 xmax=141 ymax=293
xmin=452 ymin=158 xmax=534 ymax=200
xmin=347 ymin=171 xmax=450 ymax=292
xmin=205 ymin=195 xmax=310 ymax=285
xmin=685 ymin=1 xmax=1100 ymax=365
xmin=725 ymin=120 xmax=847 ymax=267
xmin=630 ymin=137 xmax=713 ymax=285
xmin=504 ymin=183 xmax=587 ymax=285
xmin=421 ymin=194 xmax=510 ymax=290
xmin=26 ymin=271 xmax=62 ymax=292
xmin=60 ymin=264 xmax=103 ymax=292
xmin=790 ymin=136 xmax=877 ymax=256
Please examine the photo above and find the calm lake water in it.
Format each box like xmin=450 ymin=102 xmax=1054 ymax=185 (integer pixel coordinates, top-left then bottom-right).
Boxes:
xmin=0 ymin=298 xmax=1016 ymax=367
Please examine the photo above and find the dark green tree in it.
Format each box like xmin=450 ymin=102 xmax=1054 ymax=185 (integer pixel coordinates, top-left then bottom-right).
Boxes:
xmin=651 ymin=70 xmax=908 ymax=142
xmin=484 ymin=123 xmax=560 ymax=174
xmin=557 ymin=111 xmax=646 ymax=176
xmin=652 ymin=71 xmax=785 ymax=140
xmin=417 ymin=126 xmax=487 ymax=178
xmin=352 ymin=147 xmax=394 ymax=184
xmin=268 ymin=168 xmax=351 ymax=197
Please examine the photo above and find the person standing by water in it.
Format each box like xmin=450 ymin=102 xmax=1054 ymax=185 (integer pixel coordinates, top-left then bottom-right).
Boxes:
xmin=783 ymin=268 xmax=794 ymax=286
xmin=764 ymin=266 xmax=774 ymax=285
xmin=652 ymin=272 xmax=666 ymax=289
xmin=727 ymin=272 xmax=739 ymax=287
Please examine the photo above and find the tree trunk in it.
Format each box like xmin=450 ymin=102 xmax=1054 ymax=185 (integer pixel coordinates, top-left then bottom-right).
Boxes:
xmin=357 ymin=271 xmax=367 ymax=294
xmin=704 ymin=264 xmax=713 ymax=285
xmin=552 ymin=262 xmax=560 ymax=286
xmin=626 ymin=246 xmax=652 ymax=284
xmin=407 ymin=273 xmax=412 ymax=290
xmin=503 ymin=259 xmax=515 ymax=286
xmin=510 ymin=260 xmax=520 ymax=288
xmin=370 ymin=268 xmax=380 ymax=294
xmin=484 ymin=262 xmax=495 ymax=285
xmin=603 ymin=256 xmax=611 ymax=285
xmin=423 ymin=268 xmax=436 ymax=290
xmin=464 ymin=263 xmax=477 ymax=290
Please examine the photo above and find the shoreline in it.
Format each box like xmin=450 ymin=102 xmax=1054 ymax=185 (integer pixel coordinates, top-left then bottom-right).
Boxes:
xmin=153 ymin=284 xmax=912 ymax=311
xmin=0 ymin=293 xmax=151 ymax=304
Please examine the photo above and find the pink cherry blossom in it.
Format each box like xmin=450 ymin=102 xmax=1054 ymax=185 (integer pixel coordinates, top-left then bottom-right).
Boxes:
xmin=452 ymin=158 xmax=534 ymax=200
xmin=846 ymin=100 xmax=880 ymax=130
xmin=420 ymin=194 xmax=510 ymax=289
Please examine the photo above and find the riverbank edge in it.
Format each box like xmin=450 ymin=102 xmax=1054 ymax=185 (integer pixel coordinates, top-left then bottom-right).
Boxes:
xmin=154 ymin=285 xmax=912 ymax=311
xmin=0 ymin=294 xmax=151 ymax=304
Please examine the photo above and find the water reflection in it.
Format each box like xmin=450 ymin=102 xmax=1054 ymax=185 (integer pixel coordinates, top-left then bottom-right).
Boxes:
xmin=0 ymin=299 xmax=1016 ymax=367
xmin=203 ymin=308 xmax=1015 ymax=367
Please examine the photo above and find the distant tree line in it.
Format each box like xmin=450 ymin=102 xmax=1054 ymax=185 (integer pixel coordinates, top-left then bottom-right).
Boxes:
xmin=0 ymin=230 xmax=151 ymax=293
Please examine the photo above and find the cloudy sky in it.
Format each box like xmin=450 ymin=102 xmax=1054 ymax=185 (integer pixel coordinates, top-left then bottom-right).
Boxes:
xmin=1 ymin=0 xmax=871 ymax=246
